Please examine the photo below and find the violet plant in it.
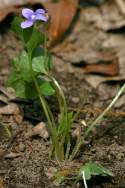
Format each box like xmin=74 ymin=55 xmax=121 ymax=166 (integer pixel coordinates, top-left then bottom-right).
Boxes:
xmin=8 ymin=7 xmax=125 ymax=185
xmin=7 ymin=8 xmax=77 ymax=162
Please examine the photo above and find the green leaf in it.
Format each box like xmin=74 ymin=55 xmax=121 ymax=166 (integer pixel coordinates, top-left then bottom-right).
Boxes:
xmin=7 ymin=51 xmax=33 ymax=85
xmin=44 ymin=55 xmax=54 ymax=72
xmin=26 ymin=28 xmax=45 ymax=54
xmin=6 ymin=57 xmax=22 ymax=87
xmin=25 ymin=82 xmax=38 ymax=99
xmin=19 ymin=51 xmax=33 ymax=81
xmin=32 ymin=47 xmax=53 ymax=74
xmin=11 ymin=16 xmax=23 ymax=40
xmin=55 ymin=174 xmax=65 ymax=184
xmin=7 ymin=56 xmax=27 ymax=98
xmin=81 ymin=165 xmax=91 ymax=180
xmin=13 ymin=80 xmax=26 ymax=98
xmin=11 ymin=56 xmax=20 ymax=69
xmin=7 ymin=49 xmax=53 ymax=99
xmin=6 ymin=70 xmax=21 ymax=87
xmin=32 ymin=56 xmax=47 ymax=74
xmin=79 ymin=162 xmax=114 ymax=180
xmin=19 ymin=49 xmax=53 ymax=80
xmin=7 ymin=75 xmax=38 ymax=99
xmin=23 ymin=27 xmax=33 ymax=43
xmin=40 ymin=81 xmax=55 ymax=96
xmin=11 ymin=16 xmax=44 ymax=54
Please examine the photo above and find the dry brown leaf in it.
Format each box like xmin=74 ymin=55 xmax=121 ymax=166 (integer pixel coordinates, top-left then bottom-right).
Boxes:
xmin=0 ymin=148 xmax=5 ymax=158
xmin=45 ymin=0 xmax=78 ymax=45
xmin=102 ymin=34 xmax=125 ymax=79
xmin=97 ymin=82 xmax=120 ymax=100
xmin=0 ymin=0 xmax=28 ymax=21
xmin=0 ymin=103 xmax=20 ymax=115
xmin=115 ymin=0 xmax=125 ymax=15
xmin=0 ymin=102 xmax=23 ymax=123
xmin=85 ymin=74 xmax=125 ymax=88
xmin=13 ymin=113 xmax=23 ymax=124
xmin=0 ymin=87 xmax=16 ymax=100
xmin=44 ymin=166 xmax=57 ymax=180
xmin=4 ymin=152 xmax=22 ymax=159
xmin=73 ymin=49 xmax=120 ymax=76
xmin=83 ymin=60 xmax=119 ymax=76
xmin=52 ymin=10 xmax=110 ymax=65
xmin=72 ymin=125 xmax=81 ymax=139
xmin=52 ymin=4 xmax=125 ymax=87
xmin=0 ymin=94 xmax=8 ymax=104
xmin=85 ymin=75 xmax=111 ymax=88
xmin=0 ymin=0 xmax=26 ymax=8
xmin=114 ymin=93 xmax=125 ymax=108
xmin=82 ymin=0 xmax=125 ymax=31
xmin=0 ymin=177 xmax=6 ymax=188
xmin=32 ymin=122 xmax=49 ymax=139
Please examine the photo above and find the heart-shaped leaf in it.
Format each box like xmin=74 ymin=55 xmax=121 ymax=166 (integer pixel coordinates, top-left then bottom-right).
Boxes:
xmin=40 ymin=81 xmax=55 ymax=96
xmin=79 ymin=162 xmax=114 ymax=180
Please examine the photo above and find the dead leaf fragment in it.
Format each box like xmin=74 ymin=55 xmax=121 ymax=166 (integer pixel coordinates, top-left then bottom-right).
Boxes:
xmin=114 ymin=93 xmax=125 ymax=108
xmin=13 ymin=113 xmax=23 ymax=124
xmin=83 ymin=60 xmax=119 ymax=76
xmin=0 ymin=94 xmax=8 ymax=104
xmin=0 ymin=87 xmax=16 ymax=100
xmin=72 ymin=125 xmax=82 ymax=139
xmin=85 ymin=75 xmax=108 ymax=88
xmin=0 ymin=177 xmax=6 ymax=188
xmin=44 ymin=166 xmax=57 ymax=180
xmin=0 ymin=102 xmax=23 ymax=123
xmin=115 ymin=0 xmax=125 ymax=15
xmin=32 ymin=122 xmax=49 ymax=139
xmin=0 ymin=103 xmax=20 ymax=115
xmin=82 ymin=0 xmax=125 ymax=31
xmin=0 ymin=149 xmax=5 ymax=158
xmin=4 ymin=152 xmax=22 ymax=159
xmin=45 ymin=0 xmax=78 ymax=45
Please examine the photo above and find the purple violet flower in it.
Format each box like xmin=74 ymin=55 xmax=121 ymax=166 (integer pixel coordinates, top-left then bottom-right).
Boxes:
xmin=21 ymin=8 xmax=49 ymax=29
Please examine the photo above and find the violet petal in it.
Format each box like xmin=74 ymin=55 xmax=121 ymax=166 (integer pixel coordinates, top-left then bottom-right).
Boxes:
xmin=35 ymin=14 xmax=48 ymax=22
xmin=22 ymin=8 xmax=34 ymax=19
xmin=21 ymin=20 xmax=33 ymax=29
xmin=35 ymin=9 xmax=45 ymax=14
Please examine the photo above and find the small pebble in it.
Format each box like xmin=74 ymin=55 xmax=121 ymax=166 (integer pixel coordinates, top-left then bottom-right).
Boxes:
xmin=71 ymin=97 xmax=79 ymax=104
xmin=19 ymin=143 xmax=25 ymax=152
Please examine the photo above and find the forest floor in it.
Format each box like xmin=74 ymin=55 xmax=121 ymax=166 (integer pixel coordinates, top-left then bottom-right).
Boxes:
xmin=0 ymin=1 xmax=125 ymax=187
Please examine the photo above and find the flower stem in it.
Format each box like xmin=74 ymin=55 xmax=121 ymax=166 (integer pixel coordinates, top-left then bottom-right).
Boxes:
xmin=51 ymin=77 xmax=72 ymax=160
xmin=28 ymin=54 xmax=57 ymax=142
xmin=52 ymin=77 xmax=67 ymax=119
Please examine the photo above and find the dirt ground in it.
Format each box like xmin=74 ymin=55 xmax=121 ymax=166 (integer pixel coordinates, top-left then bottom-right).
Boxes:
xmin=0 ymin=6 xmax=125 ymax=188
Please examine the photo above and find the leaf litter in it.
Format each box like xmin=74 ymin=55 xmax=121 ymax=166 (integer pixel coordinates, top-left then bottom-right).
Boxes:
xmin=49 ymin=2 xmax=125 ymax=116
